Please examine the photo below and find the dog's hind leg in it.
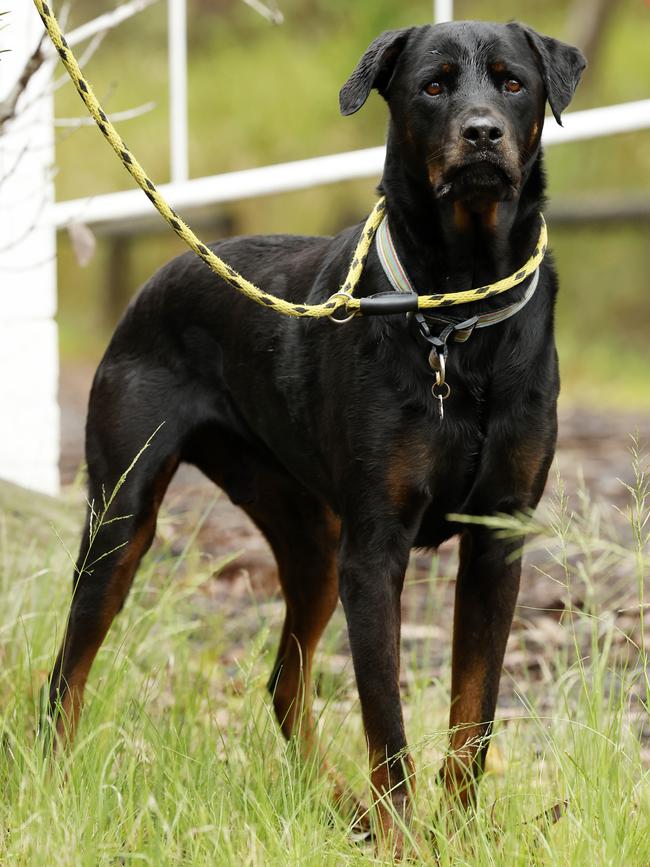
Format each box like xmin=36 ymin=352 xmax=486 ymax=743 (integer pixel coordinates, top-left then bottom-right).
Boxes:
xmin=186 ymin=429 xmax=341 ymax=746
xmin=47 ymin=373 xmax=185 ymax=743
xmin=186 ymin=436 xmax=362 ymax=816
xmin=261 ymin=498 xmax=340 ymax=748
xmin=244 ymin=470 xmax=371 ymax=822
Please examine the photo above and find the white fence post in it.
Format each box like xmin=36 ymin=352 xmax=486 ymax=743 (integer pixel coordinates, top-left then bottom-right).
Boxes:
xmin=0 ymin=4 xmax=59 ymax=495
xmin=434 ymin=1 xmax=454 ymax=23
xmin=168 ymin=0 xmax=188 ymax=182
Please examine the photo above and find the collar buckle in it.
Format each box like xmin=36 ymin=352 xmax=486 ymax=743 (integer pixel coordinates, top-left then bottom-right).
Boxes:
xmin=449 ymin=315 xmax=479 ymax=343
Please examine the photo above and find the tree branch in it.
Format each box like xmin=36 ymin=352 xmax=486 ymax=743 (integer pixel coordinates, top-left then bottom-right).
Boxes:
xmin=1 ymin=0 xmax=160 ymax=134
xmin=0 ymin=34 xmax=46 ymax=132
xmin=240 ymin=0 xmax=284 ymax=25
xmin=54 ymin=100 xmax=155 ymax=127
xmin=56 ymin=0 xmax=160 ymax=51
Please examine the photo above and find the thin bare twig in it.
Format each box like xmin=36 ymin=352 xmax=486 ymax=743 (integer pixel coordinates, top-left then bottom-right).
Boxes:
xmin=0 ymin=3 xmax=70 ymax=133
xmin=53 ymin=0 xmax=160 ymax=51
xmin=1 ymin=0 xmax=160 ymax=130
xmin=0 ymin=34 xmax=46 ymax=132
xmin=54 ymin=100 xmax=155 ymax=128
xmin=240 ymin=0 xmax=284 ymax=25
xmin=0 ymin=143 xmax=29 ymax=186
xmin=0 ymin=183 xmax=52 ymax=254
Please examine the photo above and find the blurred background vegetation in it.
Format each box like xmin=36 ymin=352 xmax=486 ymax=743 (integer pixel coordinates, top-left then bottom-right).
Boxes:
xmin=54 ymin=0 xmax=650 ymax=406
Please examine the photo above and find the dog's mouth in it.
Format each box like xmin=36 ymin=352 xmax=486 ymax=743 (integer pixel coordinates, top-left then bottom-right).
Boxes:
xmin=436 ymin=158 xmax=518 ymax=202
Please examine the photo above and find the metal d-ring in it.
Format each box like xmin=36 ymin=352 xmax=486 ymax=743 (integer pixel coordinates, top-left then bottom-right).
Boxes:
xmin=432 ymin=374 xmax=451 ymax=419
xmin=431 ymin=378 xmax=451 ymax=400
xmin=328 ymin=291 xmax=356 ymax=324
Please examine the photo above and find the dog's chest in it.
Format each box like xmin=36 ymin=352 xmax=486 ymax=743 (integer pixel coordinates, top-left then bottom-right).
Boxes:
xmin=390 ymin=405 xmax=486 ymax=546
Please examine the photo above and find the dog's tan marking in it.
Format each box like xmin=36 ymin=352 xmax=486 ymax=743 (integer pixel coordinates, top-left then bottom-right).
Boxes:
xmin=386 ymin=439 xmax=431 ymax=511
xmin=510 ymin=437 xmax=550 ymax=501
xmin=481 ymin=201 xmax=499 ymax=231
xmin=370 ymin=750 xmax=415 ymax=858
xmin=443 ymin=636 xmax=491 ymax=806
xmin=427 ymin=161 xmax=442 ymax=189
xmin=453 ymin=201 xmax=471 ymax=232
xmin=454 ymin=200 xmax=500 ymax=232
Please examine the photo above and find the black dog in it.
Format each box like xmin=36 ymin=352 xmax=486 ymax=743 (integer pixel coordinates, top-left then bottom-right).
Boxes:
xmin=49 ymin=20 xmax=585 ymax=846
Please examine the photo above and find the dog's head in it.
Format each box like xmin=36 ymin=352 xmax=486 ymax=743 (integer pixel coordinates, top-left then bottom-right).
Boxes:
xmin=340 ymin=22 xmax=585 ymax=209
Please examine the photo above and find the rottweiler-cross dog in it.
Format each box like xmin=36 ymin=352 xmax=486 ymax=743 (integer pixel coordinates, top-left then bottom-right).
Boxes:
xmin=48 ymin=20 xmax=585 ymax=842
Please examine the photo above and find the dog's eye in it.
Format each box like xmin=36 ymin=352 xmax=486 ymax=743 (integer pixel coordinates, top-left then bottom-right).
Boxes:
xmin=504 ymin=79 xmax=522 ymax=94
xmin=424 ymin=82 xmax=444 ymax=96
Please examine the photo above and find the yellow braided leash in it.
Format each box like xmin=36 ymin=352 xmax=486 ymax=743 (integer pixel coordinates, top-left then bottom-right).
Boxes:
xmin=34 ymin=0 xmax=547 ymax=319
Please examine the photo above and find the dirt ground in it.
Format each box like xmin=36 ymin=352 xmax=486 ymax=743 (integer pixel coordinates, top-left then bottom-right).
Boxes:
xmin=59 ymin=360 xmax=650 ymax=757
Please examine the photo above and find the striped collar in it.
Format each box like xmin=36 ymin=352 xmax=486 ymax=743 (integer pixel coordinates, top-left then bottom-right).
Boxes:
xmin=374 ymin=214 xmax=540 ymax=339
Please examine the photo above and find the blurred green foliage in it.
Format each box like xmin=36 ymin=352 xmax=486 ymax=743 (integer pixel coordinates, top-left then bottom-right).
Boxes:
xmin=54 ymin=0 xmax=650 ymax=405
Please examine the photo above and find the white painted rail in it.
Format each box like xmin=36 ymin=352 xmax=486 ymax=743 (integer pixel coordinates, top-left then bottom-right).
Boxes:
xmin=50 ymin=99 xmax=650 ymax=234
xmin=434 ymin=0 xmax=454 ymax=24
xmin=168 ymin=0 xmax=189 ymax=182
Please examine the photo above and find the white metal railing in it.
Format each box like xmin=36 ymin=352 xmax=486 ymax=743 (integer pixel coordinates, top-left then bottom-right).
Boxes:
xmin=46 ymin=0 xmax=650 ymax=234
xmin=434 ymin=0 xmax=454 ymax=24
xmin=168 ymin=0 xmax=188 ymax=182
xmin=49 ymin=98 xmax=650 ymax=233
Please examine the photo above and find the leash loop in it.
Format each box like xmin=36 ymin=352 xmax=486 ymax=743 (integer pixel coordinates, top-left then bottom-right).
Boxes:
xmin=327 ymin=291 xmax=357 ymax=324
xmin=432 ymin=376 xmax=451 ymax=419
xmin=432 ymin=377 xmax=451 ymax=401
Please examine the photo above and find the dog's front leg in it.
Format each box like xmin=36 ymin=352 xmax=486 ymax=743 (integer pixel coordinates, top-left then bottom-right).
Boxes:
xmin=442 ymin=525 xmax=522 ymax=806
xmin=338 ymin=517 xmax=418 ymax=854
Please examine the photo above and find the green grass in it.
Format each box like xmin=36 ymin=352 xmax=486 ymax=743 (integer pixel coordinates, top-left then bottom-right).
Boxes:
xmin=0 ymin=443 xmax=648 ymax=863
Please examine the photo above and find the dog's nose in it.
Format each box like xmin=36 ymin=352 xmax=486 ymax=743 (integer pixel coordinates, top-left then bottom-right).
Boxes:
xmin=461 ymin=117 xmax=504 ymax=148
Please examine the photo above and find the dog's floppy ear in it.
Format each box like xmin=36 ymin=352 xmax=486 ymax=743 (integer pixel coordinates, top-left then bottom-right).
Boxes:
xmin=510 ymin=23 xmax=586 ymax=125
xmin=339 ymin=28 xmax=413 ymax=116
